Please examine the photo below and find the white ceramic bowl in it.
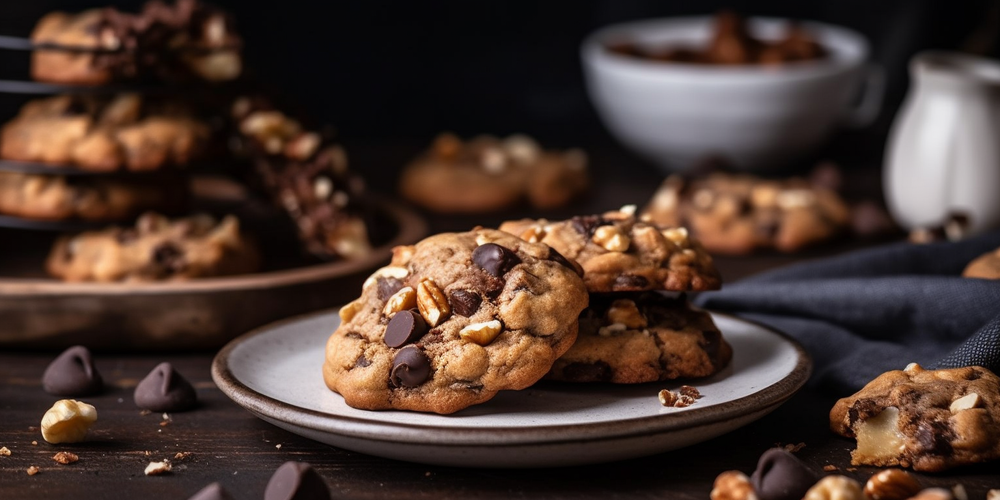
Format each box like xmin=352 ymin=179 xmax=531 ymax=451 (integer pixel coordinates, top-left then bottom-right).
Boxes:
xmin=582 ymin=17 xmax=877 ymax=171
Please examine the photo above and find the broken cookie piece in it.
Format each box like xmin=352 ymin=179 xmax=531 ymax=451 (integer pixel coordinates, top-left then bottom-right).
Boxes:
xmin=829 ymin=363 xmax=1000 ymax=472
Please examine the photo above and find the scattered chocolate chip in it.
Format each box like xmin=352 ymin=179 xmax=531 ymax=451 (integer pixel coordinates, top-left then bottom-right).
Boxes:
xmin=376 ymin=277 xmax=404 ymax=302
xmin=612 ymin=274 xmax=649 ymax=291
xmin=547 ymin=248 xmax=582 ymax=276
xmin=390 ymin=346 xmax=431 ymax=387
xmin=749 ymin=448 xmax=818 ymax=500
xmin=188 ymin=482 xmax=235 ymax=500
xmin=570 ymin=215 xmax=606 ymax=238
xmin=563 ymin=361 xmax=612 ymax=382
xmin=449 ymin=289 xmax=482 ymax=317
xmin=264 ymin=461 xmax=330 ymax=500
xmin=383 ymin=310 xmax=428 ymax=348
xmin=42 ymin=346 xmax=103 ymax=397
xmin=134 ymin=362 xmax=198 ymax=412
xmin=472 ymin=243 xmax=521 ymax=277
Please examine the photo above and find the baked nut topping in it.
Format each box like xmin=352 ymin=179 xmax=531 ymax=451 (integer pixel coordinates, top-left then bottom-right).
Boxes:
xmin=803 ymin=475 xmax=864 ymax=500
xmin=864 ymin=469 xmax=923 ymax=500
xmin=605 ymin=299 xmax=647 ymax=329
xmin=144 ymin=460 xmax=171 ymax=476
xmin=710 ymin=470 xmax=758 ymax=500
xmin=949 ymin=393 xmax=981 ymax=413
xmin=339 ymin=299 xmax=363 ymax=323
xmin=40 ymin=399 xmax=97 ymax=444
xmin=416 ymin=278 xmax=450 ymax=327
xmin=592 ymin=225 xmax=631 ymax=252
xmin=459 ymin=320 xmax=503 ymax=346
xmin=383 ymin=287 xmax=417 ymax=317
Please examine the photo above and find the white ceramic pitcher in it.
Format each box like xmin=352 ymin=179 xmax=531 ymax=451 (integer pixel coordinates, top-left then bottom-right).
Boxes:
xmin=885 ymin=51 xmax=1000 ymax=235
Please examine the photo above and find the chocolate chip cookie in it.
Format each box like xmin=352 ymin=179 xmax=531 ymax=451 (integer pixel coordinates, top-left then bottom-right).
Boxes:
xmin=830 ymin=363 xmax=1000 ymax=472
xmin=31 ymin=1 xmax=241 ymax=85
xmin=399 ymin=133 xmax=588 ymax=213
xmin=499 ymin=206 xmax=721 ymax=292
xmin=642 ymin=172 xmax=851 ymax=254
xmin=46 ymin=212 xmax=260 ymax=281
xmin=323 ymin=229 xmax=589 ymax=414
xmin=546 ymin=292 xmax=731 ymax=383
xmin=0 ymin=171 xmax=186 ymax=221
xmin=963 ymin=246 xmax=1000 ymax=280
xmin=1 ymin=94 xmax=210 ymax=171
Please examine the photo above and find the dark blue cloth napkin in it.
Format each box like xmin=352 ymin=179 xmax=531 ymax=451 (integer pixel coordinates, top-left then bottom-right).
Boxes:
xmin=695 ymin=232 xmax=1000 ymax=396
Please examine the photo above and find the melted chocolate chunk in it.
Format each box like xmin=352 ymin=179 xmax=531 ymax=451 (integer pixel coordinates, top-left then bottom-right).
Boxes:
xmin=383 ymin=309 xmax=428 ymax=348
xmin=547 ymin=248 xmax=582 ymax=276
xmin=42 ymin=346 xmax=103 ymax=397
xmin=390 ymin=346 xmax=431 ymax=387
xmin=152 ymin=242 xmax=185 ymax=273
xmin=612 ymin=274 xmax=649 ymax=290
xmin=563 ymin=361 xmax=612 ymax=382
xmin=749 ymin=448 xmax=818 ymax=500
xmin=376 ymin=277 xmax=404 ymax=302
xmin=134 ymin=362 xmax=198 ymax=412
xmin=916 ymin=421 xmax=954 ymax=456
xmin=353 ymin=355 xmax=371 ymax=368
xmin=472 ymin=243 xmax=521 ymax=277
xmin=570 ymin=215 xmax=607 ymax=238
xmin=264 ymin=461 xmax=330 ymax=500
xmin=187 ymin=482 xmax=235 ymax=500
xmin=449 ymin=289 xmax=482 ymax=317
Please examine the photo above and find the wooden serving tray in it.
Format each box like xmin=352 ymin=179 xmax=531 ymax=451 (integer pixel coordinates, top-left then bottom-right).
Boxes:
xmin=0 ymin=199 xmax=426 ymax=351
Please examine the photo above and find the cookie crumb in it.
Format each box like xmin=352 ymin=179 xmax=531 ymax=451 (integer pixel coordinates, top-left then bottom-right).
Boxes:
xmin=173 ymin=452 xmax=192 ymax=460
xmin=144 ymin=460 xmax=171 ymax=476
xmin=144 ymin=450 xmax=151 ymax=456
xmin=679 ymin=385 xmax=701 ymax=398
xmin=28 ymin=426 xmax=38 ymax=431
xmin=658 ymin=389 xmax=677 ymax=406
xmin=139 ymin=410 xmax=152 ymax=416
xmin=31 ymin=441 xmax=38 ymax=446
xmin=275 ymin=444 xmax=282 ymax=450
xmin=675 ymin=394 xmax=697 ymax=408
xmin=658 ymin=388 xmax=700 ymax=408
xmin=161 ymin=413 xmax=170 ymax=421
xmin=159 ymin=420 xmax=170 ymax=427
xmin=823 ymin=464 xmax=838 ymax=472
xmin=26 ymin=466 xmax=40 ymax=475
xmin=0 ymin=446 xmax=10 ymax=456
xmin=783 ymin=442 xmax=806 ymax=453
xmin=425 ymin=471 xmax=432 ymax=477
xmin=52 ymin=451 xmax=79 ymax=464
xmin=846 ymin=467 xmax=857 ymax=472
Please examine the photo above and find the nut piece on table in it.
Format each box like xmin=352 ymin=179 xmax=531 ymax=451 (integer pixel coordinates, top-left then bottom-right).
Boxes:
xmin=710 ymin=470 xmax=758 ymax=500
xmin=144 ymin=460 xmax=172 ymax=476
xmin=40 ymin=399 xmax=97 ymax=444
xmin=52 ymin=451 xmax=79 ymax=465
xmin=802 ymin=475 xmax=864 ymax=500
xmin=864 ymin=469 xmax=922 ymax=500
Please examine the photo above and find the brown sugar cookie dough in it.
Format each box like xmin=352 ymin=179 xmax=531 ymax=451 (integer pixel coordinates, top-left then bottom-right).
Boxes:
xmin=963 ymin=246 xmax=1000 ymax=280
xmin=547 ymin=292 xmax=731 ymax=384
xmin=0 ymin=171 xmax=186 ymax=221
xmin=1 ymin=94 xmax=210 ymax=172
xmin=499 ymin=206 xmax=721 ymax=292
xmin=642 ymin=172 xmax=851 ymax=254
xmin=830 ymin=363 xmax=1000 ymax=472
xmin=323 ymin=229 xmax=589 ymax=414
xmin=47 ymin=212 xmax=260 ymax=282
xmin=399 ymin=133 xmax=588 ymax=213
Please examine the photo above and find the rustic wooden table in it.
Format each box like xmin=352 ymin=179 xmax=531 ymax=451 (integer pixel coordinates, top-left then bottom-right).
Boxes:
xmin=1 ymin=151 xmax=996 ymax=499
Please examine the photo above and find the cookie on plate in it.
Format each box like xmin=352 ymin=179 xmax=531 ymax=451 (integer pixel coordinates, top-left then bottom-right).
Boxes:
xmin=547 ymin=292 xmax=731 ymax=383
xmin=499 ymin=206 xmax=721 ymax=292
xmin=829 ymin=363 xmax=1000 ymax=472
xmin=1 ymin=94 xmax=210 ymax=172
xmin=322 ymin=228 xmax=589 ymax=414
xmin=399 ymin=133 xmax=588 ymax=213
xmin=962 ymin=246 xmax=1000 ymax=280
xmin=642 ymin=172 xmax=851 ymax=254
xmin=31 ymin=1 xmax=241 ymax=85
xmin=47 ymin=212 xmax=260 ymax=282
xmin=0 ymin=171 xmax=186 ymax=221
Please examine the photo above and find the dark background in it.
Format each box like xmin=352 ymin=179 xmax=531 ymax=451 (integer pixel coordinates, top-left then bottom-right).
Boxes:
xmin=2 ymin=1 xmax=999 ymax=178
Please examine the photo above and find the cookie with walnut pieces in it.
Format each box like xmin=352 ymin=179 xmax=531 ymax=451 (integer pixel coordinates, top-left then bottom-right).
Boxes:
xmin=546 ymin=292 xmax=731 ymax=383
xmin=499 ymin=206 xmax=721 ymax=293
xmin=830 ymin=363 xmax=1000 ymax=472
xmin=322 ymin=228 xmax=589 ymax=414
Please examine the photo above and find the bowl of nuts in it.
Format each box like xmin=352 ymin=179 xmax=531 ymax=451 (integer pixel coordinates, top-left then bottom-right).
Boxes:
xmin=582 ymin=12 xmax=880 ymax=171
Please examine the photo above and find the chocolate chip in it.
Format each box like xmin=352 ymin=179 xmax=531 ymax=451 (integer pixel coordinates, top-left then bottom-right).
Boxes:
xmin=42 ymin=346 xmax=103 ymax=397
xmin=390 ymin=346 xmax=431 ymax=387
xmin=376 ymin=277 xmax=404 ymax=302
xmin=749 ymin=448 xmax=818 ymax=500
xmin=547 ymin=248 xmax=582 ymax=276
xmin=152 ymin=243 xmax=186 ymax=272
xmin=449 ymin=289 xmax=482 ymax=317
xmin=563 ymin=361 xmax=612 ymax=382
xmin=383 ymin=309 xmax=428 ymax=348
xmin=915 ymin=421 xmax=954 ymax=456
xmin=134 ymin=362 xmax=198 ymax=412
xmin=570 ymin=215 xmax=607 ymax=238
xmin=264 ymin=461 xmax=330 ymax=500
xmin=612 ymin=274 xmax=649 ymax=291
xmin=353 ymin=355 xmax=370 ymax=368
xmin=472 ymin=243 xmax=521 ymax=277
xmin=187 ymin=482 xmax=235 ymax=500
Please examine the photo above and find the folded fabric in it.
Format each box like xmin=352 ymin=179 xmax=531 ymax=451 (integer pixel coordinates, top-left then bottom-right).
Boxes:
xmin=695 ymin=231 xmax=1000 ymax=395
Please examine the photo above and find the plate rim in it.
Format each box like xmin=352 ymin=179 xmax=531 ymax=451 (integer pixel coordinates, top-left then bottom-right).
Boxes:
xmin=212 ymin=308 xmax=812 ymax=447
xmin=0 ymin=197 xmax=426 ymax=295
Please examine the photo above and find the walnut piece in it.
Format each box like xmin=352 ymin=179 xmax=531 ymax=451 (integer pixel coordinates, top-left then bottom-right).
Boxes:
xmin=592 ymin=225 xmax=630 ymax=252
xmin=52 ymin=451 xmax=79 ymax=465
xmin=864 ymin=469 xmax=922 ymax=500
xmin=416 ymin=278 xmax=451 ymax=327
xmin=459 ymin=320 xmax=503 ymax=346
xmin=383 ymin=286 xmax=417 ymax=317
xmin=710 ymin=470 xmax=758 ymax=500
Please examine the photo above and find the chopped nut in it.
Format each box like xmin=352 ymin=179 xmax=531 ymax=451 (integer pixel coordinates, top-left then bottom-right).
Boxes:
xmin=618 ymin=204 xmax=637 ymax=216
xmin=783 ymin=442 xmax=806 ymax=452
xmin=52 ymin=452 xmax=79 ymax=465
xmin=383 ymin=286 xmax=417 ymax=317
xmin=803 ymin=475 xmax=864 ymax=500
xmin=174 ymin=452 xmax=192 ymax=460
xmin=823 ymin=465 xmax=838 ymax=472
xmin=275 ymin=444 xmax=282 ymax=450
xmin=661 ymin=227 xmax=689 ymax=245
xmin=31 ymin=441 xmax=37 ymax=446
xmin=416 ymin=279 xmax=451 ymax=327
xmin=710 ymin=470 xmax=758 ymax=500
xmin=459 ymin=320 xmax=503 ymax=346
xmin=0 ymin=446 xmax=10 ymax=456
xmin=26 ymin=466 xmax=39 ymax=476
xmin=904 ymin=362 xmax=922 ymax=373
xmin=949 ymin=393 xmax=981 ymax=413
xmin=159 ymin=420 xmax=170 ymax=427
xmin=675 ymin=395 xmax=696 ymax=407
xmin=658 ymin=389 xmax=677 ymax=407
xmin=598 ymin=323 xmax=627 ymax=337
xmin=363 ymin=266 xmax=410 ymax=290
xmin=40 ymin=399 xmax=97 ymax=444
xmin=864 ymin=469 xmax=922 ymax=500
xmin=592 ymin=225 xmax=631 ymax=252
xmin=679 ymin=385 xmax=701 ymax=399
xmin=606 ymin=299 xmax=647 ymax=329
xmin=144 ymin=460 xmax=172 ymax=476
xmin=519 ymin=225 xmax=547 ymax=243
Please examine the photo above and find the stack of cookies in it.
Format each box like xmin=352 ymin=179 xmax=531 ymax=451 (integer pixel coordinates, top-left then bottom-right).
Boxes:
xmin=323 ymin=207 xmax=731 ymax=414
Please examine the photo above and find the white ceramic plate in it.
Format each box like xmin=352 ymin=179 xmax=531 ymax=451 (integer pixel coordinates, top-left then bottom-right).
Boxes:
xmin=213 ymin=310 xmax=811 ymax=468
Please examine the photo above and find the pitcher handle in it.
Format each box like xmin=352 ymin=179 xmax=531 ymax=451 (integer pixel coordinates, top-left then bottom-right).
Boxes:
xmin=841 ymin=63 xmax=885 ymax=129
